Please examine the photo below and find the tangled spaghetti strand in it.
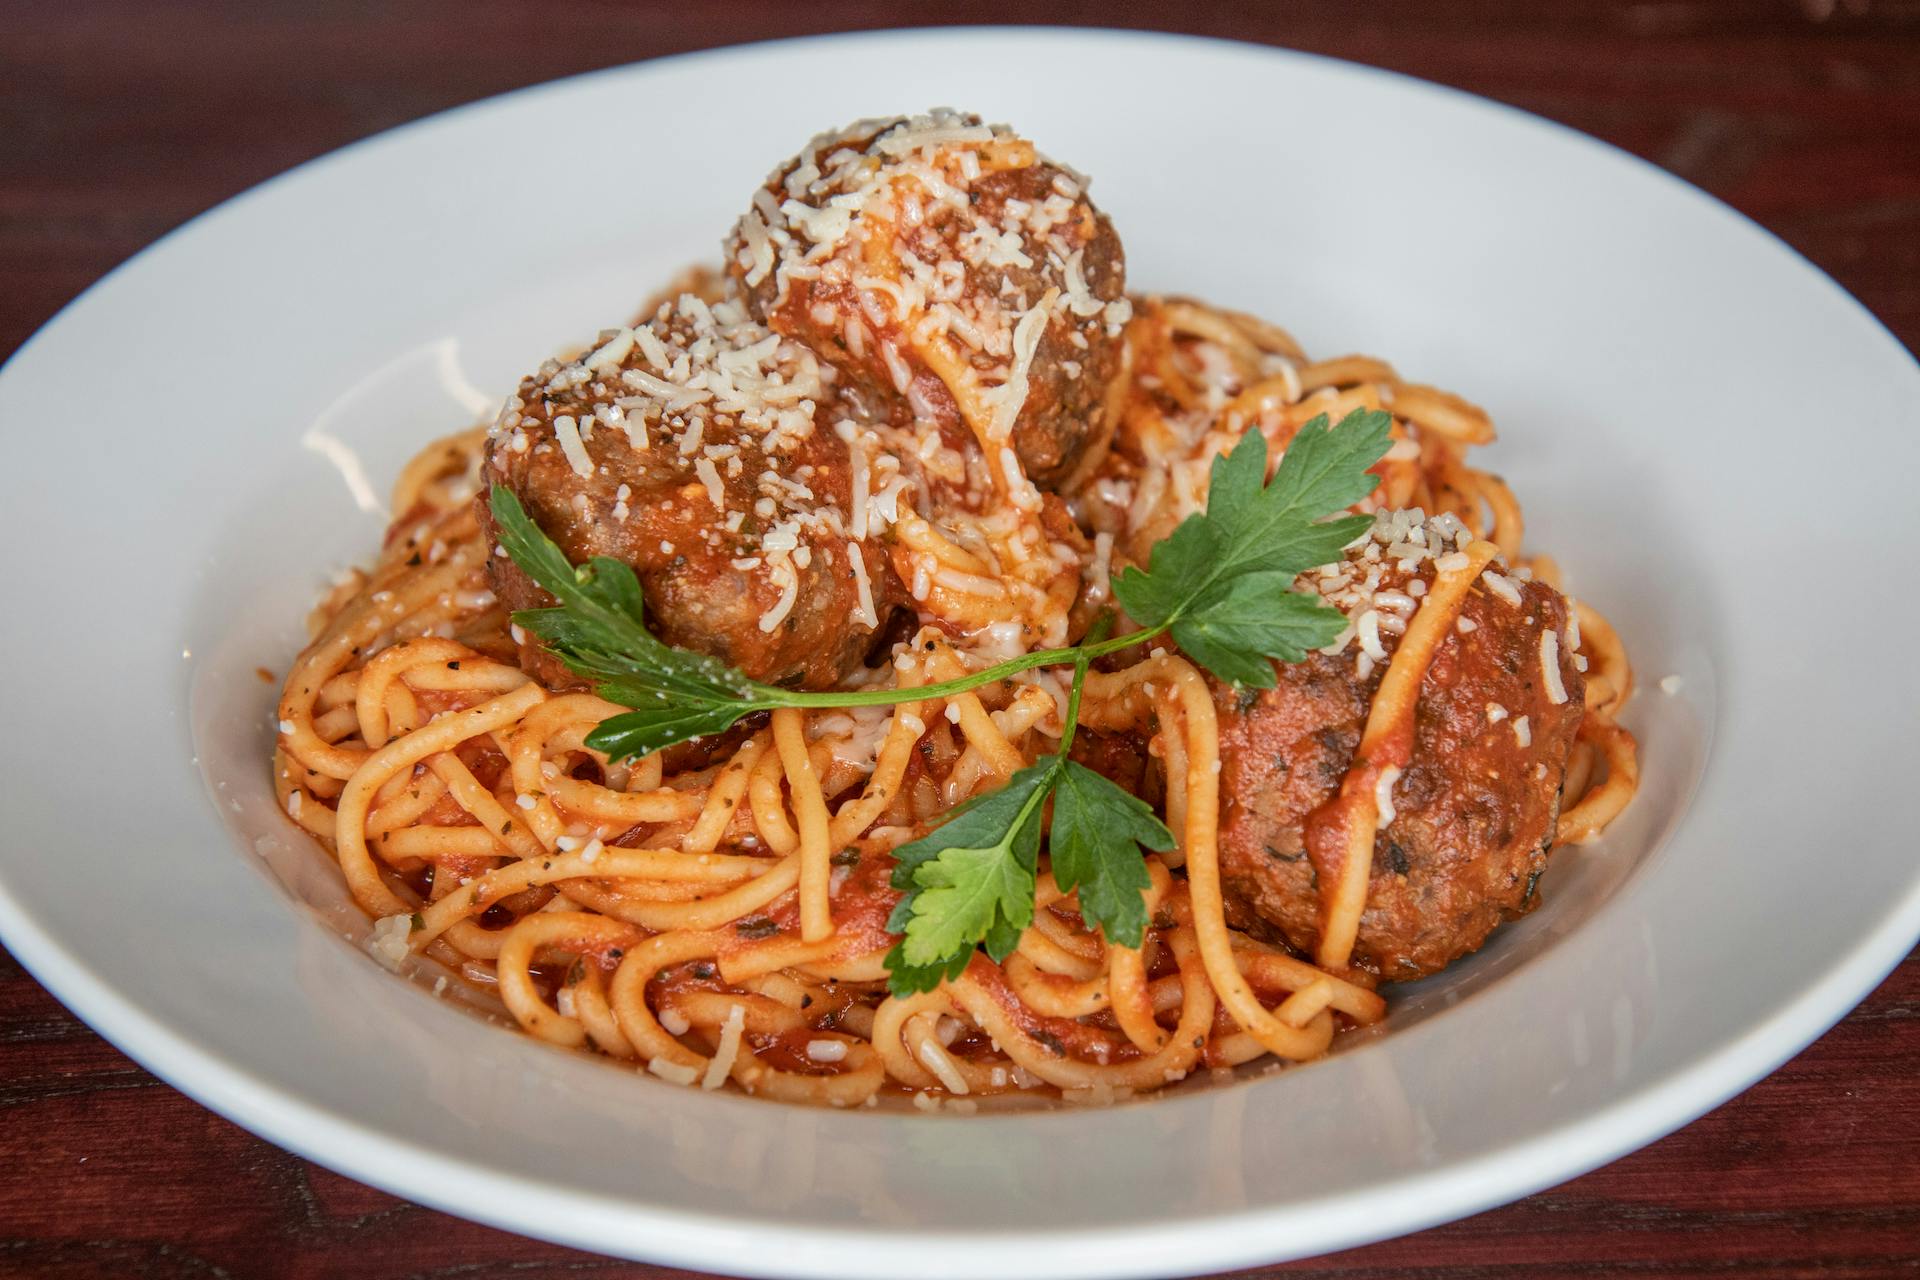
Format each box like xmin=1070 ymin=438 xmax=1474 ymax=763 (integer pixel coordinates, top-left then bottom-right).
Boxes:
xmin=273 ymin=295 xmax=1639 ymax=1109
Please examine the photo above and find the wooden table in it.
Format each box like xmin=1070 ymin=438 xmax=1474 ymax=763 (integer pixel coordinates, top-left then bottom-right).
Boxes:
xmin=3 ymin=3 xmax=1915 ymax=1275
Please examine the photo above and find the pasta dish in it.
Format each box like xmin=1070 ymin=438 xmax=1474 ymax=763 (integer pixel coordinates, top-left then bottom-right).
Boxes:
xmin=271 ymin=110 xmax=1640 ymax=1109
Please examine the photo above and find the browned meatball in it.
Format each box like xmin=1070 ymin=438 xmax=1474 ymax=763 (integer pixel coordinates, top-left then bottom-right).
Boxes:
xmin=481 ymin=292 xmax=902 ymax=691
xmin=724 ymin=110 xmax=1129 ymax=491
xmin=1214 ymin=513 xmax=1586 ymax=980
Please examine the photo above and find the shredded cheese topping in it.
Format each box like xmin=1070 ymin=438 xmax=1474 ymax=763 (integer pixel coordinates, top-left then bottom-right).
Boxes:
xmin=702 ymin=1003 xmax=747 ymax=1090
xmin=1541 ymin=627 xmax=1568 ymax=705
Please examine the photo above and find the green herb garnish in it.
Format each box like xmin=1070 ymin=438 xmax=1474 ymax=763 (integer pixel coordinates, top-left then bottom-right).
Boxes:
xmin=1110 ymin=404 xmax=1388 ymax=687
xmin=880 ymin=626 xmax=1179 ymax=991
xmin=491 ymin=408 xmax=1391 ymax=994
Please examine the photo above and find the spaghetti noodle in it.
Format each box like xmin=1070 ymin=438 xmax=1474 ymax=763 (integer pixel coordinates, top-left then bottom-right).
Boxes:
xmin=271 ymin=118 xmax=1639 ymax=1110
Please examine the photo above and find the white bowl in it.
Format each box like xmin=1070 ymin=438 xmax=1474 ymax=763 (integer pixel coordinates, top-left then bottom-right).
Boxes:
xmin=2 ymin=28 xmax=1916 ymax=1280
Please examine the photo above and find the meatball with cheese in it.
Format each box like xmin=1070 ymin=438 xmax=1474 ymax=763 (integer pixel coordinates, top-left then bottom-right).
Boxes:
xmin=725 ymin=110 xmax=1131 ymax=493
xmin=480 ymin=292 xmax=902 ymax=691
xmin=1213 ymin=510 xmax=1587 ymax=980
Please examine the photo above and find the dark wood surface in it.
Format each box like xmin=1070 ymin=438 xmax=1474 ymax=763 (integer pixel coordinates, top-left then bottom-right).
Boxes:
xmin=3 ymin=3 xmax=1916 ymax=1276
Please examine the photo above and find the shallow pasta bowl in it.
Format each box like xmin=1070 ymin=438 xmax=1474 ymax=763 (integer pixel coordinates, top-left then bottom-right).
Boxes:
xmin=1 ymin=27 xmax=1917 ymax=1280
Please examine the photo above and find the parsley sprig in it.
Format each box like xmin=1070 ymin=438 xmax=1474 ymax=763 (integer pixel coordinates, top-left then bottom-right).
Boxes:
xmin=1110 ymin=406 xmax=1389 ymax=687
xmin=490 ymin=408 xmax=1392 ymax=993
xmin=881 ymin=624 xmax=1180 ymax=991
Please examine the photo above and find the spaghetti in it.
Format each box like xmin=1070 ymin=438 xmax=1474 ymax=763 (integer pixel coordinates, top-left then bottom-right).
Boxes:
xmin=273 ymin=294 xmax=1639 ymax=1109
xmin=272 ymin=116 xmax=1639 ymax=1110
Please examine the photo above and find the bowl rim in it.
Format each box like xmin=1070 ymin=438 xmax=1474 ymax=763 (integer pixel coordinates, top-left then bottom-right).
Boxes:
xmin=3 ymin=25 xmax=1917 ymax=1280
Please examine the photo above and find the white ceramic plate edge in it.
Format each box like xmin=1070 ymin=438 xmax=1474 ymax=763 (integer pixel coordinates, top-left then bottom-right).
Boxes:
xmin=4 ymin=27 xmax=1919 ymax=1279
xmin=3 ymin=874 xmax=1915 ymax=1278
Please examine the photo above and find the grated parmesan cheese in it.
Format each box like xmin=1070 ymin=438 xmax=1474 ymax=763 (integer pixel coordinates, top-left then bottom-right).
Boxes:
xmin=648 ymin=1056 xmax=700 ymax=1087
xmin=806 ymin=1039 xmax=849 ymax=1064
xmin=552 ymin=415 xmax=594 ymax=479
xmin=758 ymin=555 xmax=800 ymax=633
xmin=584 ymin=327 xmax=635 ymax=371
xmin=367 ymin=915 xmax=412 ymax=971
xmin=1540 ymin=628 xmax=1568 ymax=705
xmin=702 ymin=1003 xmax=747 ymax=1090
xmin=917 ymin=1037 xmax=971 ymax=1095
xmin=693 ymin=456 xmax=727 ymax=511
xmin=1482 ymin=570 xmax=1523 ymax=607
xmin=1374 ymin=765 xmax=1402 ymax=828
xmin=848 ymin=542 xmax=877 ymax=628
xmin=984 ymin=289 xmax=1058 ymax=443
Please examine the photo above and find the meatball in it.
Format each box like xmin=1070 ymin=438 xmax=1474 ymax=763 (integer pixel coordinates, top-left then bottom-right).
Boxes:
xmin=1213 ymin=513 xmax=1586 ymax=980
xmin=725 ymin=110 xmax=1130 ymax=491
xmin=481 ymin=291 xmax=903 ymax=691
